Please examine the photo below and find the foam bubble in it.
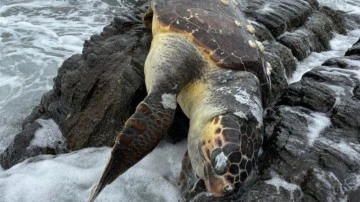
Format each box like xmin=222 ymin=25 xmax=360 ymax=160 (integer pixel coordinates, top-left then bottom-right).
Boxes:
xmin=307 ymin=113 xmax=331 ymax=146
xmin=318 ymin=0 xmax=360 ymax=14
xmin=29 ymin=119 xmax=66 ymax=149
xmin=283 ymin=107 xmax=331 ymax=147
xmin=319 ymin=138 xmax=360 ymax=163
xmin=0 ymin=17 xmax=8 ymax=26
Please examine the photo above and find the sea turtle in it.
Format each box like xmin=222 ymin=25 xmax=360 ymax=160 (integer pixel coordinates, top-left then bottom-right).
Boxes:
xmin=89 ymin=0 xmax=270 ymax=200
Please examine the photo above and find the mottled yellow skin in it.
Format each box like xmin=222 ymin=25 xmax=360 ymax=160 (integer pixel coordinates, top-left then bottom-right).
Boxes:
xmin=177 ymin=81 xmax=225 ymax=181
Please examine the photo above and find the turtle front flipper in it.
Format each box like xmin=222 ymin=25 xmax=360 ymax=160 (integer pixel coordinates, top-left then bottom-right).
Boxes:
xmin=89 ymin=94 xmax=176 ymax=202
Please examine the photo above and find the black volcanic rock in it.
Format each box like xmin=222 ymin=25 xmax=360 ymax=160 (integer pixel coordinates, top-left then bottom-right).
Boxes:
xmin=254 ymin=42 xmax=360 ymax=202
xmin=276 ymin=77 xmax=337 ymax=113
xmin=245 ymin=0 xmax=314 ymax=38
xmin=277 ymin=10 xmax=338 ymax=60
xmin=345 ymin=38 xmax=360 ymax=56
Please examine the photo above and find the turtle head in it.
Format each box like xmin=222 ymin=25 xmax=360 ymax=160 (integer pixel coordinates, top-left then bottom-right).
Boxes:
xmin=195 ymin=114 xmax=262 ymax=196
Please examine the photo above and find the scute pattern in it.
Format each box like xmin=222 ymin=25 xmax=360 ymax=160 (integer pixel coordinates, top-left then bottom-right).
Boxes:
xmin=151 ymin=0 xmax=270 ymax=90
xmin=200 ymin=114 xmax=263 ymax=190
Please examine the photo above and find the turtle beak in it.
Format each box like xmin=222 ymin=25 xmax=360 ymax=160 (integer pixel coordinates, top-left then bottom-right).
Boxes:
xmin=89 ymin=143 xmax=128 ymax=202
xmin=203 ymin=162 xmax=234 ymax=196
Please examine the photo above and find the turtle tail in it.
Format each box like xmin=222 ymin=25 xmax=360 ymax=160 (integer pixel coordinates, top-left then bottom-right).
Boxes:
xmin=89 ymin=94 xmax=176 ymax=202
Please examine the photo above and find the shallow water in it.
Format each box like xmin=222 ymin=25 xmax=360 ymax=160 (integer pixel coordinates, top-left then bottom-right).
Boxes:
xmin=0 ymin=0 xmax=360 ymax=201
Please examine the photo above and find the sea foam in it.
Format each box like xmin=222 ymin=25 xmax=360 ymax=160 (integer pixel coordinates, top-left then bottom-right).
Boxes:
xmin=0 ymin=136 xmax=186 ymax=202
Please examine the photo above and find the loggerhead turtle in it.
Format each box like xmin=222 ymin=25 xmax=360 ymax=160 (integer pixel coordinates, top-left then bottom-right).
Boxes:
xmin=89 ymin=0 xmax=270 ymax=200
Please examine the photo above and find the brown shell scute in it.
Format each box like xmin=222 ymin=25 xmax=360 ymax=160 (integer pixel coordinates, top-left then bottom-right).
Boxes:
xmin=152 ymin=0 xmax=269 ymax=91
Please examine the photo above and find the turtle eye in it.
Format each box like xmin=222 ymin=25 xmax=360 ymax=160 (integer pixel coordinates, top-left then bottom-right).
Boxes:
xmin=210 ymin=148 xmax=228 ymax=175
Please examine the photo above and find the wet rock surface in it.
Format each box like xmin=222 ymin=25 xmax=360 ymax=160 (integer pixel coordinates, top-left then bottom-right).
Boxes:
xmin=1 ymin=0 xmax=359 ymax=201
xmin=254 ymin=44 xmax=360 ymax=202
xmin=245 ymin=0 xmax=314 ymax=38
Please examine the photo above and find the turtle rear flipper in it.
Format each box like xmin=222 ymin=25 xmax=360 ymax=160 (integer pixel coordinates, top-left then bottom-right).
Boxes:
xmin=89 ymin=95 xmax=176 ymax=202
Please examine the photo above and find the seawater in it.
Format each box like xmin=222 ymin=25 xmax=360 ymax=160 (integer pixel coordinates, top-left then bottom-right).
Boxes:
xmin=0 ymin=0 xmax=359 ymax=201
xmin=0 ymin=0 xmax=131 ymax=151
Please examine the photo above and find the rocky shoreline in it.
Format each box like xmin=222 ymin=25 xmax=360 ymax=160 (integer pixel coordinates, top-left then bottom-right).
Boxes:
xmin=1 ymin=0 xmax=359 ymax=201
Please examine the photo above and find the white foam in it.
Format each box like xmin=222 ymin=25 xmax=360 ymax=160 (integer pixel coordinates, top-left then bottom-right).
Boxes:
xmin=265 ymin=171 xmax=301 ymax=200
xmin=289 ymin=31 xmax=360 ymax=84
xmin=322 ymin=83 xmax=347 ymax=106
xmin=318 ymin=0 xmax=360 ymax=14
xmin=283 ymin=107 xmax=331 ymax=146
xmin=319 ymin=67 xmax=360 ymax=83
xmin=257 ymin=3 xmax=275 ymax=14
xmin=0 ymin=141 xmax=187 ymax=202
xmin=0 ymin=17 xmax=8 ymax=26
xmin=319 ymin=138 xmax=360 ymax=163
xmin=29 ymin=119 xmax=66 ymax=149
xmin=265 ymin=177 xmax=300 ymax=194
xmin=307 ymin=113 xmax=331 ymax=146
